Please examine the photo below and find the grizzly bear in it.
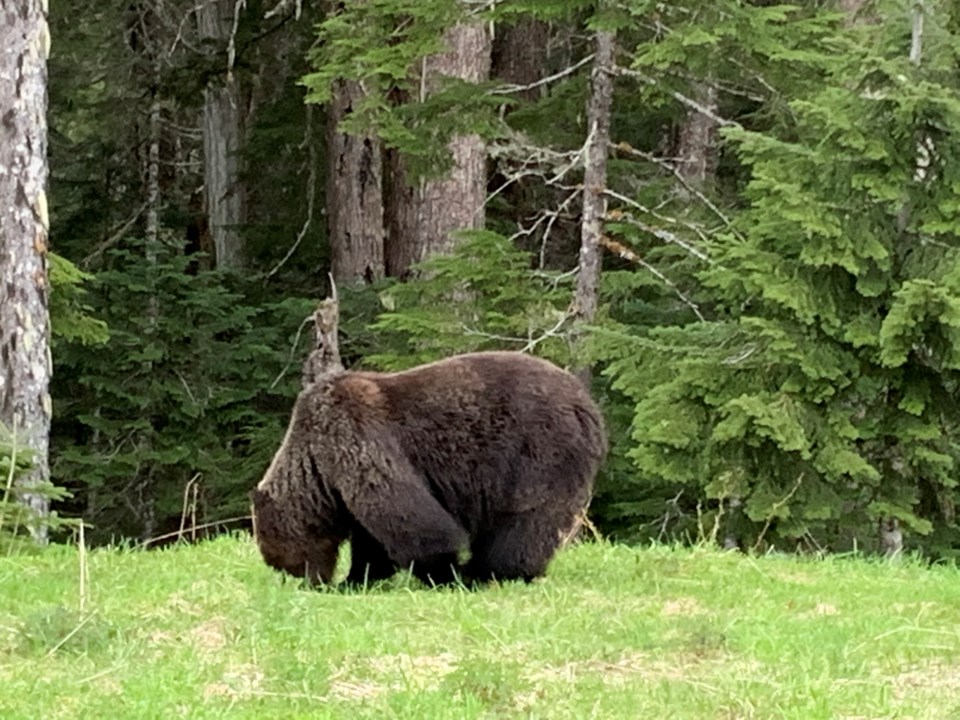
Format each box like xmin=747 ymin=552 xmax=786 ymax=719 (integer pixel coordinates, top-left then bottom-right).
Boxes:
xmin=252 ymin=351 xmax=606 ymax=587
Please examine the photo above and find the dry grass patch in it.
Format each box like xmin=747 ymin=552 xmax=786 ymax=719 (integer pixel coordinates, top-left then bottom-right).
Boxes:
xmin=188 ymin=617 xmax=227 ymax=654
xmin=890 ymin=660 xmax=960 ymax=701
xmin=527 ymin=651 xmax=754 ymax=690
xmin=796 ymin=601 xmax=840 ymax=618
xmin=661 ymin=597 xmax=705 ymax=616
xmin=326 ymin=652 xmax=460 ymax=701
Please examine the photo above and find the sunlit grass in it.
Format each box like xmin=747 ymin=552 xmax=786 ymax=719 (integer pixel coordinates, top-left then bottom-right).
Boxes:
xmin=1 ymin=536 xmax=958 ymax=718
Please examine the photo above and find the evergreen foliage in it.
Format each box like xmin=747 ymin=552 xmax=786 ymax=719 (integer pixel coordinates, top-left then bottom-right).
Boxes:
xmin=367 ymin=231 xmax=575 ymax=370
xmin=30 ymin=0 xmax=960 ymax=557
xmin=594 ymin=2 xmax=960 ymax=556
xmin=51 ymin=242 xmax=314 ymax=544
xmin=303 ymin=0 xmax=503 ymax=177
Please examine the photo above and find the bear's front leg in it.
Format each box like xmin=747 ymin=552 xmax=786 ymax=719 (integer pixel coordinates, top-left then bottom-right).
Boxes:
xmin=338 ymin=462 xmax=469 ymax=587
xmin=345 ymin=524 xmax=398 ymax=586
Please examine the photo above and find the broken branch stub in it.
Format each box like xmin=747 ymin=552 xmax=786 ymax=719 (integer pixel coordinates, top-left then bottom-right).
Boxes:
xmin=301 ymin=297 xmax=343 ymax=387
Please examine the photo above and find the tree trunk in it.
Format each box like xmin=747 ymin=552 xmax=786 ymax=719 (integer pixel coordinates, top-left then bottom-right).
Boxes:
xmin=0 ymin=0 xmax=53 ymax=542
xmin=384 ymin=20 xmax=492 ymax=278
xmin=490 ymin=17 xmax=555 ymax=262
xmin=492 ymin=17 xmax=549 ymax=105
xmin=574 ymin=29 xmax=615 ymax=343
xmin=383 ymin=143 xmax=418 ymax=278
xmin=327 ymin=79 xmax=385 ymax=283
xmin=675 ymin=82 xmax=718 ymax=193
xmin=198 ymin=0 xmax=247 ymax=270
xmin=839 ymin=0 xmax=869 ymax=24
xmin=139 ymin=66 xmax=162 ymax=544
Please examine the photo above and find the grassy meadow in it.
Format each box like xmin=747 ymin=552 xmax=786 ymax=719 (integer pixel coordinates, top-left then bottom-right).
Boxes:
xmin=1 ymin=536 xmax=959 ymax=719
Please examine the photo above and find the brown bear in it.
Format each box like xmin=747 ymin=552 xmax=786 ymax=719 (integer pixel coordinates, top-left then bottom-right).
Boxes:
xmin=251 ymin=351 xmax=606 ymax=587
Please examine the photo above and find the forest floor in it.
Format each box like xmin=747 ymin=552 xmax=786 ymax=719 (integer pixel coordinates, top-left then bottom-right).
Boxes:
xmin=1 ymin=536 xmax=958 ymax=719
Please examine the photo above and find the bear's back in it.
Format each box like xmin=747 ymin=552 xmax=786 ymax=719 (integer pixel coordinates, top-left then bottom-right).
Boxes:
xmin=369 ymin=352 xmax=595 ymax=442
xmin=358 ymin=352 xmax=605 ymax=518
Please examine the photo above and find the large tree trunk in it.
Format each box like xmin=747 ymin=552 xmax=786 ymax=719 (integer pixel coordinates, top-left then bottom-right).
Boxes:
xmin=0 ymin=0 xmax=53 ymax=542
xmin=327 ymin=79 xmax=385 ymax=283
xmin=384 ymin=20 xmax=492 ymax=278
xmin=198 ymin=0 xmax=247 ymax=270
xmin=383 ymin=144 xmax=418 ymax=278
xmin=129 ymin=0 xmax=165 ymax=542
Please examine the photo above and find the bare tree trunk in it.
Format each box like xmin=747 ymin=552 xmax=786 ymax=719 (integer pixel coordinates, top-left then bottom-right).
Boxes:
xmin=145 ymin=92 xmax=161 ymax=252
xmin=327 ymin=79 xmax=385 ymax=283
xmin=384 ymin=19 xmax=492 ymax=278
xmin=198 ymin=0 xmax=247 ymax=270
xmin=676 ymin=82 xmax=718 ymax=194
xmin=574 ymin=28 xmax=615 ymax=373
xmin=0 ymin=0 xmax=52 ymax=542
xmin=130 ymin=0 xmax=165 ymax=542
xmin=140 ymin=67 xmax=162 ymax=544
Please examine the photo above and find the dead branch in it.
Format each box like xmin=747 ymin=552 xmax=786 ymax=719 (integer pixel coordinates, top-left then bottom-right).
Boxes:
xmin=264 ymin=0 xmax=301 ymax=20
xmin=302 ymin=286 xmax=343 ymax=387
xmin=604 ymin=189 xmax=712 ymax=262
xmin=597 ymin=235 xmax=706 ymax=322
xmin=612 ymin=65 xmax=741 ymax=129
xmin=81 ymin=201 xmax=151 ymax=268
xmin=268 ymin=314 xmax=314 ymax=390
xmin=460 ymin=303 xmax=576 ymax=354
xmin=611 ymin=141 xmax=734 ymax=229
xmin=227 ymin=0 xmax=248 ymax=77
xmin=491 ymin=53 xmax=595 ymax=96
xmin=751 ymin=474 xmax=804 ymax=553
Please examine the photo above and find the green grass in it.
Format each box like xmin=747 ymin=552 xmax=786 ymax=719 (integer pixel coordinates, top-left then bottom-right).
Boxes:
xmin=1 ymin=537 xmax=959 ymax=719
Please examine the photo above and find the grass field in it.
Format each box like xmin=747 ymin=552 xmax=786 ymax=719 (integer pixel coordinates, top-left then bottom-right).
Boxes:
xmin=1 ymin=536 xmax=959 ymax=719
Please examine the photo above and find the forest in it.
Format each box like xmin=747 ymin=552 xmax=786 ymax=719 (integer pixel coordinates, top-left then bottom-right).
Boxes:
xmin=2 ymin=0 xmax=960 ymax=559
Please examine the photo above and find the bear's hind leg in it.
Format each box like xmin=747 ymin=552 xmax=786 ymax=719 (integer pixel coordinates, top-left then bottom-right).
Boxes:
xmin=345 ymin=524 xmax=398 ymax=586
xmin=465 ymin=508 xmax=575 ymax=584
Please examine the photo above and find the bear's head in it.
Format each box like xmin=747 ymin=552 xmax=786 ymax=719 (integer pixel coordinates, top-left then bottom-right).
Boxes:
xmin=251 ymin=488 xmax=340 ymax=585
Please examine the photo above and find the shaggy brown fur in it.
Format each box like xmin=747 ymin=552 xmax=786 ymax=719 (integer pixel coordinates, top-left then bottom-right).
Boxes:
xmin=252 ymin=351 xmax=606 ymax=586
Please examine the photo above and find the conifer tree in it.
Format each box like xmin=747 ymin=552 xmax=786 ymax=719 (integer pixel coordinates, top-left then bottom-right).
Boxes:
xmin=597 ymin=1 xmax=960 ymax=554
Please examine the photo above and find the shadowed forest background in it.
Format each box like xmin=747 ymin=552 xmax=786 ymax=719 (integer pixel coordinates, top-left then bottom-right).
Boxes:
xmin=6 ymin=0 xmax=960 ymax=558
